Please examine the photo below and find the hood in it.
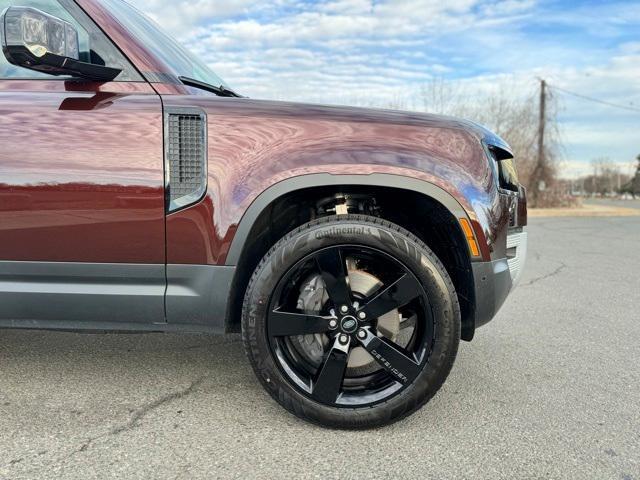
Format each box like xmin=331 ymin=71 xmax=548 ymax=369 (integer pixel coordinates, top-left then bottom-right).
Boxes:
xmin=205 ymin=97 xmax=512 ymax=156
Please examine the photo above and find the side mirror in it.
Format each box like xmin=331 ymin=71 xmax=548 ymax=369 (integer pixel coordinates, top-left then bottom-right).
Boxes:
xmin=0 ymin=6 xmax=121 ymax=81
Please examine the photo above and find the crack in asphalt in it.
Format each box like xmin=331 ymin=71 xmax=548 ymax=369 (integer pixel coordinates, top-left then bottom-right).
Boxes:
xmin=42 ymin=376 xmax=209 ymax=470
xmin=110 ymin=376 xmax=206 ymax=436
xmin=520 ymin=262 xmax=567 ymax=287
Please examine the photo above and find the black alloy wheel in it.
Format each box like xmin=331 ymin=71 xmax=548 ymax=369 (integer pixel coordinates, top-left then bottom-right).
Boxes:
xmin=242 ymin=215 xmax=460 ymax=429
xmin=267 ymin=245 xmax=433 ymax=407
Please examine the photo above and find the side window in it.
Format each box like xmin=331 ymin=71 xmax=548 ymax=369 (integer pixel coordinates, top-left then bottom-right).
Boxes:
xmin=0 ymin=0 xmax=142 ymax=80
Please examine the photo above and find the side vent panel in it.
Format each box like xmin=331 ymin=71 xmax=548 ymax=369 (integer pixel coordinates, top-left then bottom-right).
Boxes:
xmin=165 ymin=107 xmax=207 ymax=212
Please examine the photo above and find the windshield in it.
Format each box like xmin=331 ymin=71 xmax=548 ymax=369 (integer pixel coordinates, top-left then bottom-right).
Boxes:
xmin=102 ymin=0 xmax=230 ymax=88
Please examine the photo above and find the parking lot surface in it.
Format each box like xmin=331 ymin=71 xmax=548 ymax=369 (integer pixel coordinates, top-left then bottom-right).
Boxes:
xmin=1 ymin=217 xmax=639 ymax=479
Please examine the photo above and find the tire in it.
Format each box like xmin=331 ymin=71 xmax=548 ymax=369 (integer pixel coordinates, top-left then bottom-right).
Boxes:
xmin=241 ymin=214 xmax=460 ymax=429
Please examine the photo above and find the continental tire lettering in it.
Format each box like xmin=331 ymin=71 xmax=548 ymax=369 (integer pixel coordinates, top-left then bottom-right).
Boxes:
xmin=314 ymin=226 xmax=373 ymax=239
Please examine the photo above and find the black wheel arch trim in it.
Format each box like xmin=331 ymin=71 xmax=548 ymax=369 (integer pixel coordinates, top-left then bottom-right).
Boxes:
xmin=224 ymin=173 xmax=473 ymax=266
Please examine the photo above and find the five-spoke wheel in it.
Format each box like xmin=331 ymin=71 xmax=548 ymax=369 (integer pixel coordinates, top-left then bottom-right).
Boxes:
xmin=267 ymin=245 xmax=433 ymax=407
xmin=242 ymin=215 xmax=460 ymax=428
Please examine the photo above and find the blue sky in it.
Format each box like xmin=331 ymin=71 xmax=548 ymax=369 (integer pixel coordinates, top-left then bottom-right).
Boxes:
xmin=129 ymin=0 xmax=640 ymax=178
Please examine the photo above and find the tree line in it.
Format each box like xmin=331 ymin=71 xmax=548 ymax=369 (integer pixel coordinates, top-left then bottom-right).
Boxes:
xmin=576 ymin=156 xmax=640 ymax=197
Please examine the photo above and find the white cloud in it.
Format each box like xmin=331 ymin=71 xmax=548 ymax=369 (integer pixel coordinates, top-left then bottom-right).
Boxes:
xmin=127 ymin=0 xmax=257 ymax=33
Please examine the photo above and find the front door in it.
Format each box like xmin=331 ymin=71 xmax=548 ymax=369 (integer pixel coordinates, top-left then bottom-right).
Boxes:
xmin=0 ymin=0 xmax=165 ymax=326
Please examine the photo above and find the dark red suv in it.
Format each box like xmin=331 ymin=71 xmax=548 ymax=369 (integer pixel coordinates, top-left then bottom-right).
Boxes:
xmin=0 ymin=0 xmax=527 ymax=428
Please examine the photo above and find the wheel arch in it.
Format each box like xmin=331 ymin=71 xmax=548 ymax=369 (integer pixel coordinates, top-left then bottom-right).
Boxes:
xmin=224 ymin=173 xmax=478 ymax=340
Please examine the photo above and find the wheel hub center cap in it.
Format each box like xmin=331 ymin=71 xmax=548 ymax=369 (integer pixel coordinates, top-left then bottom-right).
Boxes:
xmin=340 ymin=315 xmax=358 ymax=333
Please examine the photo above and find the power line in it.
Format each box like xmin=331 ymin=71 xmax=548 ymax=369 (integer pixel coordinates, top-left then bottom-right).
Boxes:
xmin=548 ymin=83 xmax=640 ymax=113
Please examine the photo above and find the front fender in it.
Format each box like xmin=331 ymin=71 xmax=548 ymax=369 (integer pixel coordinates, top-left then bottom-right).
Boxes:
xmin=162 ymin=97 xmax=507 ymax=265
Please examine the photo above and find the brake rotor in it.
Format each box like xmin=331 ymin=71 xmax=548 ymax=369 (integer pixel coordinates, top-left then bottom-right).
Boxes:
xmin=293 ymin=267 xmax=400 ymax=373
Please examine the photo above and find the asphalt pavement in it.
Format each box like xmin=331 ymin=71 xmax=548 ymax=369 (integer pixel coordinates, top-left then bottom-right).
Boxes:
xmin=1 ymin=216 xmax=639 ymax=480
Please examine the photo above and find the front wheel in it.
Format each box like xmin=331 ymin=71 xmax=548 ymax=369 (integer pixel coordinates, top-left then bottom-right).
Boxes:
xmin=241 ymin=215 xmax=460 ymax=429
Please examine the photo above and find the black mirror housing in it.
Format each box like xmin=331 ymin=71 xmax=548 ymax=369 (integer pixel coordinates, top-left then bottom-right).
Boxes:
xmin=0 ymin=6 xmax=121 ymax=81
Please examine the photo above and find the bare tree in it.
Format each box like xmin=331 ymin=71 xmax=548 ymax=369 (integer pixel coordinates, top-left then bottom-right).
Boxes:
xmin=419 ymin=79 xmax=561 ymax=205
xmin=580 ymin=158 xmax=631 ymax=196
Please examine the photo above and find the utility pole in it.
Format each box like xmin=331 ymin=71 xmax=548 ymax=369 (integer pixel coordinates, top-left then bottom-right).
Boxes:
xmin=632 ymin=154 xmax=640 ymax=198
xmin=532 ymin=78 xmax=546 ymax=207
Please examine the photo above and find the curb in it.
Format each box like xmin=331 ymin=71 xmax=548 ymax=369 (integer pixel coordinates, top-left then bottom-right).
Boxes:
xmin=529 ymin=205 xmax=640 ymax=218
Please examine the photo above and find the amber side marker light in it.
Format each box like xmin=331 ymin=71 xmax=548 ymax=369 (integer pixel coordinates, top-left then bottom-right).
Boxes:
xmin=459 ymin=218 xmax=480 ymax=257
